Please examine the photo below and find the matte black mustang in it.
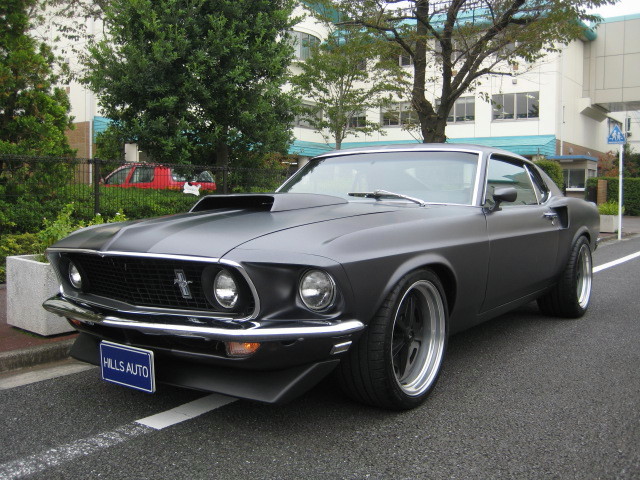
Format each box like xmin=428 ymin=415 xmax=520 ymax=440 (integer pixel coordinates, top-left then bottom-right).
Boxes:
xmin=43 ymin=144 xmax=599 ymax=410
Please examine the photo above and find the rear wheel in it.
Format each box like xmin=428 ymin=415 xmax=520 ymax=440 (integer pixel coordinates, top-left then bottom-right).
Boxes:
xmin=537 ymin=236 xmax=592 ymax=318
xmin=337 ymin=269 xmax=448 ymax=410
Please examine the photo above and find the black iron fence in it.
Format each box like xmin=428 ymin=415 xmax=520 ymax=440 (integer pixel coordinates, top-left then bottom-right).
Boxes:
xmin=0 ymin=155 xmax=293 ymax=235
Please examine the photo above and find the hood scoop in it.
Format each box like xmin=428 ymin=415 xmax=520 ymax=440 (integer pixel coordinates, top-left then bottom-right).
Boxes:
xmin=190 ymin=193 xmax=347 ymax=213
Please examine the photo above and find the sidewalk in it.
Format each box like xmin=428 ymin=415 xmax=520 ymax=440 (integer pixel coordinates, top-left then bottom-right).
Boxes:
xmin=1 ymin=216 xmax=639 ymax=374
xmin=0 ymin=284 xmax=77 ymax=373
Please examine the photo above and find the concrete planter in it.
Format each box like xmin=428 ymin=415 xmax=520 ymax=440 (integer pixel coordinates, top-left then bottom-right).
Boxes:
xmin=600 ymin=215 xmax=617 ymax=234
xmin=6 ymin=254 xmax=74 ymax=336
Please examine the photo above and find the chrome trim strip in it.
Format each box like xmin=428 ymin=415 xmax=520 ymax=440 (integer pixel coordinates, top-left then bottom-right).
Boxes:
xmin=313 ymin=146 xmax=486 ymax=159
xmin=46 ymin=249 xmax=262 ymax=321
xmin=330 ymin=341 xmax=353 ymax=355
xmin=43 ymin=296 xmax=364 ymax=342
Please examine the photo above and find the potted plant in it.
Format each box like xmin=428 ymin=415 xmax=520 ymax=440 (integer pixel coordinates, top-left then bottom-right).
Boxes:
xmin=598 ymin=201 xmax=622 ymax=234
xmin=6 ymin=204 xmax=126 ymax=336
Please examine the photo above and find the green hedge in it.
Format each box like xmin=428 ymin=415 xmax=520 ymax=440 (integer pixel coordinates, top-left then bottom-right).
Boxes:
xmin=534 ymin=159 xmax=564 ymax=190
xmin=1 ymin=186 xmax=201 ymax=234
xmin=587 ymin=177 xmax=640 ymax=216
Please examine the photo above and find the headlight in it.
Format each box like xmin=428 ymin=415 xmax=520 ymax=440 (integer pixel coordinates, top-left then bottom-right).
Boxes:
xmin=214 ymin=270 xmax=238 ymax=309
xmin=68 ymin=262 xmax=83 ymax=289
xmin=299 ymin=270 xmax=335 ymax=311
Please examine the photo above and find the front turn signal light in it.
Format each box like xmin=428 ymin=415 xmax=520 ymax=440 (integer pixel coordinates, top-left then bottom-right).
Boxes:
xmin=225 ymin=341 xmax=261 ymax=358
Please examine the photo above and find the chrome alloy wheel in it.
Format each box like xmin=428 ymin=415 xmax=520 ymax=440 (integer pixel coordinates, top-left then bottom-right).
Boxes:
xmin=390 ymin=280 xmax=446 ymax=396
xmin=576 ymin=243 xmax=592 ymax=309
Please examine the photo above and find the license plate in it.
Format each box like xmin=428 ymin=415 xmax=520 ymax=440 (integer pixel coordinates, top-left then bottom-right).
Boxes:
xmin=100 ymin=341 xmax=155 ymax=393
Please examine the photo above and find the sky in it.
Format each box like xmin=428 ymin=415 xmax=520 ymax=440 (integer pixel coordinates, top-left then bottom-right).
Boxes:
xmin=586 ymin=0 xmax=640 ymax=18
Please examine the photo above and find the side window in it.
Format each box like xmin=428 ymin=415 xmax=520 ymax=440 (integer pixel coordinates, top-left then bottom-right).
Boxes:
xmin=131 ymin=166 xmax=154 ymax=184
xmin=526 ymin=165 xmax=550 ymax=203
xmin=105 ymin=166 xmax=132 ymax=185
xmin=485 ymin=156 xmax=538 ymax=206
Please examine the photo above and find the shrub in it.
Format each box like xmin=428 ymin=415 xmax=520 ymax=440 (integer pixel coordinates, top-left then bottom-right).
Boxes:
xmin=597 ymin=201 xmax=623 ymax=215
xmin=0 ymin=233 xmax=38 ymax=283
xmin=1 ymin=185 xmax=198 ymax=234
xmin=587 ymin=177 xmax=640 ymax=216
xmin=534 ymin=159 xmax=564 ymax=190
xmin=1 ymin=204 xmax=127 ymax=281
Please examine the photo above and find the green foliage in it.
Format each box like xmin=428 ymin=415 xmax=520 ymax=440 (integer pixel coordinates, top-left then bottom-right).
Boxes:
xmin=317 ymin=0 xmax=617 ymax=142
xmin=0 ymin=203 xmax=127 ymax=281
xmin=1 ymin=183 xmax=200 ymax=234
xmin=290 ymin=27 xmax=405 ymax=149
xmin=95 ymin=125 xmax=127 ymax=161
xmin=598 ymin=144 xmax=640 ymax=177
xmin=0 ymin=0 xmax=74 ymax=156
xmin=82 ymin=0 xmax=297 ymax=167
xmin=0 ymin=156 xmax=79 ymax=233
xmin=597 ymin=201 xmax=622 ymax=215
xmin=587 ymin=177 xmax=640 ymax=216
xmin=534 ymin=159 xmax=564 ymax=190
xmin=0 ymin=232 xmax=37 ymax=283
xmin=32 ymin=203 xmax=128 ymax=261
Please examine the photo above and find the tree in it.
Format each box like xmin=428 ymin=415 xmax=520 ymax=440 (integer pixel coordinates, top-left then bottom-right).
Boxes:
xmin=291 ymin=27 xmax=405 ymax=149
xmin=82 ymin=0 xmax=298 ymax=169
xmin=319 ymin=0 xmax=616 ymax=143
xmin=599 ymin=143 xmax=640 ymax=177
xmin=0 ymin=0 xmax=74 ymax=156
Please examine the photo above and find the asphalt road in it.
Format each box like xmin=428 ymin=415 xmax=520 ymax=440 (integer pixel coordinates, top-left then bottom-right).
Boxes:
xmin=1 ymin=236 xmax=639 ymax=480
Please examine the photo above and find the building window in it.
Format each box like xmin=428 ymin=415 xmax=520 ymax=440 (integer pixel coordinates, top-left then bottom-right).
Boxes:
xmin=381 ymin=103 xmax=418 ymax=127
xmin=563 ymin=169 xmax=587 ymax=189
xmin=348 ymin=112 xmax=367 ymax=128
xmin=496 ymin=42 xmax=517 ymax=59
xmin=492 ymin=92 xmax=539 ymax=120
xmin=447 ymin=96 xmax=475 ymax=123
xmin=293 ymin=103 xmax=322 ymax=129
xmin=399 ymin=54 xmax=413 ymax=67
xmin=287 ymin=31 xmax=320 ymax=60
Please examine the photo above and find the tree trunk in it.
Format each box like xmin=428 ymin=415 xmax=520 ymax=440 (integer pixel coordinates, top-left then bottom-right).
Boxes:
xmin=421 ymin=115 xmax=447 ymax=143
xmin=216 ymin=140 xmax=229 ymax=194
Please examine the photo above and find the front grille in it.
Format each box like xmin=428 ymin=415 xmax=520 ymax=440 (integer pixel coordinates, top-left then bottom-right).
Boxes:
xmin=66 ymin=253 xmax=248 ymax=313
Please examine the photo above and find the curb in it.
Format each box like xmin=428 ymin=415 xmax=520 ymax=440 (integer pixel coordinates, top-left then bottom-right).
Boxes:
xmin=598 ymin=232 xmax=638 ymax=244
xmin=0 ymin=339 xmax=75 ymax=373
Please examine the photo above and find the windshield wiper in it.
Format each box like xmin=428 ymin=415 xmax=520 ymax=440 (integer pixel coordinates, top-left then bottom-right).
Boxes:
xmin=348 ymin=189 xmax=427 ymax=207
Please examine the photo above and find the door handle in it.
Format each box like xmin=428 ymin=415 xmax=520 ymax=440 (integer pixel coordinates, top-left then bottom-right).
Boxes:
xmin=543 ymin=211 xmax=558 ymax=225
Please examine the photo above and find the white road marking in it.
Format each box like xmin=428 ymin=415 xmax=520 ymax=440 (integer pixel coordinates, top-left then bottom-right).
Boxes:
xmin=0 ymin=423 xmax=152 ymax=480
xmin=0 ymin=394 xmax=237 ymax=478
xmin=136 ymin=393 xmax=237 ymax=429
xmin=594 ymin=250 xmax=640 ymax=273
xmin=0 ymin=363 xmax=95 ymax=390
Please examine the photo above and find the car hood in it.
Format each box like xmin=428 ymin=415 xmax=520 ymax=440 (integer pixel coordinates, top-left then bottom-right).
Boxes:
xmin=50 ymin=194 xmax=400 ymax=258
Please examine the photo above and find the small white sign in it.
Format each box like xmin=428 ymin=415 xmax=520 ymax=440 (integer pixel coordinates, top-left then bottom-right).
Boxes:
xmin=183 ymin=182 xmax=201 ymax=196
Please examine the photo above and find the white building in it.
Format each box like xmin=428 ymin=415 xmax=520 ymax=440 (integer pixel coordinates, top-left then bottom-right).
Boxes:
xmin=57 ymin=5 xmax=640 ymax=197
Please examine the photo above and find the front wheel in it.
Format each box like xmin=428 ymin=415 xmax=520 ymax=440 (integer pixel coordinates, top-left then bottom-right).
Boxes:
xmin=337 ymin=269 xmax=448 ymax=410
xmin=537 ymin=236 xmax=593 ymax=318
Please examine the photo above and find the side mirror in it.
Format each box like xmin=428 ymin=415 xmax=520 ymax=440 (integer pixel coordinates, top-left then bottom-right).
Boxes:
xmin=486 ymin=187 xmax=517 ymax=213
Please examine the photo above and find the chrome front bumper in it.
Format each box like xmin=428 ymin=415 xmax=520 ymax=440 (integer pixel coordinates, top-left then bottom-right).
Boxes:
xmin=42 ymin=295 xmax=365 ymax=342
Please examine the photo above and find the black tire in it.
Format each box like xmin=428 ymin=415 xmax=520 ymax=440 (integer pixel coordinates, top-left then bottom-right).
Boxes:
xmin=537 ymin=236 xmax=593 ymax=318
xmin=337 ymin=269 xmax=448 ymax=410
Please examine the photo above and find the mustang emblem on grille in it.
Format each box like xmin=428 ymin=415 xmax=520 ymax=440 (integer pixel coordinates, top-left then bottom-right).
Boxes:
xmin=173 ymin=269 xmax=193 ymax=299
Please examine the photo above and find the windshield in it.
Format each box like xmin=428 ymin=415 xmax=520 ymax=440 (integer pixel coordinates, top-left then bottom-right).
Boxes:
xmin=279 ymin=151 xmax=479 ymax=205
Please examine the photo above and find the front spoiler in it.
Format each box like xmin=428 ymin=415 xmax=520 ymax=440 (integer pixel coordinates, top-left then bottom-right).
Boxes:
xmin=43 ymin=295 xmax=365 ymax=342
xmin=71 ymin=332 xmax=340 ymax=403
